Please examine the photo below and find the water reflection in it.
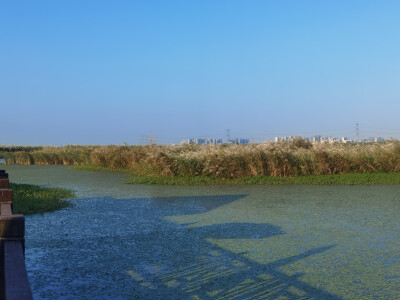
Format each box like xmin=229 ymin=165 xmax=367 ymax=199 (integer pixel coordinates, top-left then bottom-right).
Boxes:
xmin=25 ymin=194 xmax=338 ymax=299
xmin=127 ymin=223 xmax=337 ymax=299
xmin=124 ymin=195 xmax=337 ymax=299
xmin=139 ymin=244 xmax=337 ymax=299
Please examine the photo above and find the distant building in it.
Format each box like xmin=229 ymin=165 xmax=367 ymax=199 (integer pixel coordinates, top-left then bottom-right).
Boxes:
xmin=180 ymin=134 xmax=386 ymax=146
xmin=181 ymin=138 xmax=224 ymax=145
xmin=209 ymin=138 xmax=223 ymax=145
xmin=363 ymin=137 xmax=385 ymax=143
xmin=229 ymin=138 xmax=249 ymax=145
xmin=181 ymin=137 xmax=248 ymax=145
xmin=270 ymin=134 xmax=384 ymax=144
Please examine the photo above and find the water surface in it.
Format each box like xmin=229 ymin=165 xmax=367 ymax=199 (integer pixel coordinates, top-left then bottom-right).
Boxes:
xmin=3 ymin=165 xmax=400 ymax=299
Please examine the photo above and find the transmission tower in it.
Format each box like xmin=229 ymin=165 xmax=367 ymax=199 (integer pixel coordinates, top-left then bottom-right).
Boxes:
xmin=148 ymin=134 xmax=156 ymax=145
xmin=356 ymin=123 xmax=359 ymax=142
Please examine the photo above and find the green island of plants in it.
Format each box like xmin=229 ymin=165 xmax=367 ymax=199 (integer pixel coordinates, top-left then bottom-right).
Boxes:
xmin=2 ymin=140 xmax=400 ymax=185
xmin=11 ymin=183 xmax=76 ymax=215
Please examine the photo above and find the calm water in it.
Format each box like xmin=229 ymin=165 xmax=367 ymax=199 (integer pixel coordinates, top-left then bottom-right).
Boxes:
xmin=3 ymin=165 xmax=400 ymax=299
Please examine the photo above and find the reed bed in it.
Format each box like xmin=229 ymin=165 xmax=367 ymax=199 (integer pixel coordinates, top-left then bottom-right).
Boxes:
xmin=1 ymin=141 xmax=400 ymax=179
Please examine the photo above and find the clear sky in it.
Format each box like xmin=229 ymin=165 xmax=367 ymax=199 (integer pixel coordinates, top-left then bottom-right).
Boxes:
xmin=1 ymin=0 xmax=400 ymax=145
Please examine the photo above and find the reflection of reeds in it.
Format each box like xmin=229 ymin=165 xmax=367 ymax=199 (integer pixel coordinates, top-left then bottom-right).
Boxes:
xmin=1 ymin=141 xmax=400 ymax=179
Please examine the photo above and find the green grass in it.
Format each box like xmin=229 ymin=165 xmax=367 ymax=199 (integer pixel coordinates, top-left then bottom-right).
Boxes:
xmin=69 ymin=165 xmax=130 ymax=173
xmin=126 ymin=175 xmax=231 ymax=185
xmin=127 ymin=172 xmax=400 ymax=185
xmin=10 ymin=183 xmax=76 ymax=215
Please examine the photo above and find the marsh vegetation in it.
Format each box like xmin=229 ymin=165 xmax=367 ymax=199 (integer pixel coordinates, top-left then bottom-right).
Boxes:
xmin=11 ymin=183 xmax=75 ymax=215
xmin=1 ymin=140 xmax=400 ymax=184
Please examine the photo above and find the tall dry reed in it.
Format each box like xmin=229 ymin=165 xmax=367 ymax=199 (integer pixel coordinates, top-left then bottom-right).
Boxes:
xmin=1 ymin=141 xmax=400 ymax=178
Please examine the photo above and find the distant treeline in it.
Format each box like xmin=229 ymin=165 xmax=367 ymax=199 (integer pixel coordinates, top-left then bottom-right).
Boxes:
xmin=1 ymin=141 xmax=400 ymax=178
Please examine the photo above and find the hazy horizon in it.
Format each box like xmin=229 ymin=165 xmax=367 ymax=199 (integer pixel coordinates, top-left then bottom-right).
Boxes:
xmin=1 ymin=1 xmax=400 ymax=145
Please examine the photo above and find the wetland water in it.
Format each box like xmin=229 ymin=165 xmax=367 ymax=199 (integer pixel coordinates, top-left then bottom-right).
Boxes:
xmin=3 ymin=165 xmax=400 ymax=299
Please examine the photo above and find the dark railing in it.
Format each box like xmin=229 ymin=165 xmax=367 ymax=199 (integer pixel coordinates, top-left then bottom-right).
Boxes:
xmin=0 ymin=170 xmax=32 ymax=299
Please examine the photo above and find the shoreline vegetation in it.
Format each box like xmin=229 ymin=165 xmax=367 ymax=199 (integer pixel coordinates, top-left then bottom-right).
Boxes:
xmin=11 ymin=183 xmax=76 ymax=215
xmin=1 ymin=140 xmax=400 ymax=185
xmin=125 ymin=173 xmax=400 ymax=185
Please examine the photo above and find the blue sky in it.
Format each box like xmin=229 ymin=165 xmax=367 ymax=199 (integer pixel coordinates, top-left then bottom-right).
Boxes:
xmin=1 ymin=1 xmax=400 ymax=145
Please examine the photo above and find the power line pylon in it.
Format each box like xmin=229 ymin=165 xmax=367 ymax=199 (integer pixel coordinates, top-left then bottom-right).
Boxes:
xmin=356 ymin=123 xmax=359 ymax=142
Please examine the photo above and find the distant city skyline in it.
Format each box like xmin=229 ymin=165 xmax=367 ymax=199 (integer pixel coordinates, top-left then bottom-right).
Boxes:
xmin=179 ymin=135 xmax=388 ymax=146
xmin=0 ymin=125 xmax=399 ymax=146
xmin=153 ymin=130 xmax=391 ymax=146
xmin=1 ymin=1 xmax=400 ymax=145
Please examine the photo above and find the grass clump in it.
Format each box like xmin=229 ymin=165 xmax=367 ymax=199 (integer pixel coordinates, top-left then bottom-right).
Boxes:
xmin=10 ymin=183 xmax=76 ymax=215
